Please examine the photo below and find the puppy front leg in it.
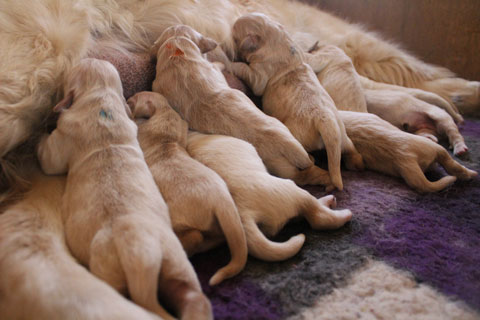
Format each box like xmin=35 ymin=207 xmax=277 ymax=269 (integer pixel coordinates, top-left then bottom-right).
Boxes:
xmin=36 ymin=130 xmax=72 ymax=175
xmin=231 ymin=62 xmax=268 ymax=96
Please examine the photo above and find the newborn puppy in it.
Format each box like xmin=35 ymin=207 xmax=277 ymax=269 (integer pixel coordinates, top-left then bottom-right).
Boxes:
xmin=365 ymin=89 xmax=468 ymax=156
xmin=128 ymin=91 xmax=248 ymax=286
xmin=36 ymin=59 xmax=211 ymax=320
xmin=339 ymin=111 xmax=477 ymax=193
xmin=187 ymin=132 xmax=352 ymax=261
xmin=151 ymin=28 xmax=332 ymax=187
xmin=231 ymin=13 xmax=364 ymax=191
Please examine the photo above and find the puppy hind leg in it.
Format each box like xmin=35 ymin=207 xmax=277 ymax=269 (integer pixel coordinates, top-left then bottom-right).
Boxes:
xmin=302 ymin=195 xmax=352 ymax=230
xmin=89 ymin=228 xmax=127 ymax=294
xmin=399 ymin=162 xmax=457 ymax=193
xmin=112 ymin=219 xmax=174 ymax=320
xmin=158 ymin=279 xmax=213 ymax=320
xmin=244 ymin=217 xmax=305 ymax=262
xmin=314 ymin=117 xmax=343 ymax=190
xmin=435 ymin=148 xmax=478 ymax=180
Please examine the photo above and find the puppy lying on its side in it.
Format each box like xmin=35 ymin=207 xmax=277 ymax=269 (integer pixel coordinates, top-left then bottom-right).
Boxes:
xmin=231 ymin=13 xmax=364 ymax=191
xmin=127 ymin=91 xmax=248 ymax=286
xmin=36 ymin=59 xmax=211 ymax=320
xmin=0 ymin=174 xmax=161 ymax=320
xmin=151 ymin=26 xmax=332 ymax=187
xmin=339 ymin=111 xmax=477 ymax=193
xmin=364 ymin=89 xmax=468 ymax=156
xmin=187 ymin=132 xmax=352 ymax=261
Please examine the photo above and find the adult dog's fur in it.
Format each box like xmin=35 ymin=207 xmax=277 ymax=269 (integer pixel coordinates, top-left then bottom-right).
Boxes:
xmin=339 ymin=111 xmax=477 ymax=193
xmin=151 ymin=33 xmax=331 ymax=186
xmin=1 ymin=0 xmax=480 ymax=317
xmin=36 ymin=59 xmax=211 ymax=320
xmin=231 ymin=13 xmax=364 ymax=190
xmin=0 ymin=173 xmax=162 ymax=320
xmin=187 ymin=132 xmax=352 ymax=261
xmin=128 ymin=91 xmax=248 ymax=286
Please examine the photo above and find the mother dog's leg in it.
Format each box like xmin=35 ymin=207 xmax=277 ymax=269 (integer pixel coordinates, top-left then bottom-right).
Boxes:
xmin=0 ymin=172 xmax=160 ymax=320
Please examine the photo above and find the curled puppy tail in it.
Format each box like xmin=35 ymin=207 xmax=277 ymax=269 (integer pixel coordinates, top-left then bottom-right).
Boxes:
xmin=315 ymin=115 xmax=343 ymax=190
xmin=436 ymin=147 xmax=478 ymax=180
xmin=113 ymin=221 xmax=174 ymax=320
xmin=244 ymin=216 xmax=305 ymax=262
xmin=209 ymin=198 xmax=248 ymax=286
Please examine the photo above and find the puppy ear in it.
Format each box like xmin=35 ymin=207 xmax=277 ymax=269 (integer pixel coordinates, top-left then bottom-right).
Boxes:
xmin=53 ymin=91 xmax=74 ymax=113
xmin=239 ymin=34 xmax=261 ymax=54
xmin=198 ymin=36 xmax=218 ymax=53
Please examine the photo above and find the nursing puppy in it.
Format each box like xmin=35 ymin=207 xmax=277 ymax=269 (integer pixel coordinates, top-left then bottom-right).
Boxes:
xmin=365 ymin=89 xmax=468 ymax=156
xmin=151 ymin=31 xmax=332 ymax=187
xmin=36 ymin=59 xmax=211 ymax=320
xmin=0 ymin=173 xmax=161 ymax=320
xmin=128 ymin=91 xmax=248 ymax=286
xmin=339 ymin=111 xmax=477 ymax=193
xmin=231 ymin=13 xmax=364 ymax=191
xmin=187 ymin=132 xmax=353 ymax=261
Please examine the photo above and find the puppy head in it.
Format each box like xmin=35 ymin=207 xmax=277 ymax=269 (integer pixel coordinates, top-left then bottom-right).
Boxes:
xmin=156 ymin=36 xmax=204 ymax=66
xmin=232 ymin=13 xmax=296 ymax=62
xmin=151 ymin=24 xmax=217 ymax=59
xmin=127 ymin=91 xmax=171 ymax=120
xmin=55 ymin=58 xmax=124 ymax=112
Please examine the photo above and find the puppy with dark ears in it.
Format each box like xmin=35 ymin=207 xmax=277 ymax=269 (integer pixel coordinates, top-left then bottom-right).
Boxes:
xmin=151 ymin=31 xmax=333 ymax=187
xmin=231 ymin=13 xmax=364 ymax=191
xmin=37 ymin=59 xmax=212 ymax=320
xmin=128 ymin=91 xmax=248 ymax=286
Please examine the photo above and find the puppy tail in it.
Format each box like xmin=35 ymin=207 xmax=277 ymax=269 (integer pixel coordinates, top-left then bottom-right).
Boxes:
xmin=113 ymin=220 xmax=175 ymax=319
xmin=209 ymin=199 xmax=248 ymax=286
xmin=315 ymin=115 xmax=344 ymax=190
xmin=243 ymin=217 xmax=305 ymax=262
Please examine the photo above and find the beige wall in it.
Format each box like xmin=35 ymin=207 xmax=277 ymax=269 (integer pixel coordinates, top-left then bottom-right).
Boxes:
xmin=301 ymin=0 xmax=480 ymax=81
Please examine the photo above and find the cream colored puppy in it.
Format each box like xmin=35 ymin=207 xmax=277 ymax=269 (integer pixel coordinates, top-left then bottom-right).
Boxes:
xmin=364 ymin=89 xmax=468 ymax=156
xmin=36 ymin=59 xmax=211 ymax=320
xmin=0 ymin=173 xmax=161 ymax=320
xmin=128 ymin=91 xmax=248 ymax=286
xmin=151 ymin=31 xmax=332 ymax=187
xmin=339 ymin=111 xmax=477 ymax=193
xmin=187 ymin=132 xmax=353 ymax=261
xmin=231 ymin=13 xmax=364 ymax=191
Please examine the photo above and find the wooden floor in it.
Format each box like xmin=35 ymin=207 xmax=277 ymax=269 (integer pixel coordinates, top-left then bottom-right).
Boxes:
xmin=302 ymin=0 xmax=480 ymax=81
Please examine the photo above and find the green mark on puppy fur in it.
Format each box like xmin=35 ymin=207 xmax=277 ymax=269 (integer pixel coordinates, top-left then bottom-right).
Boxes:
xmin=99 ymin=109 xmax=114 ymax=120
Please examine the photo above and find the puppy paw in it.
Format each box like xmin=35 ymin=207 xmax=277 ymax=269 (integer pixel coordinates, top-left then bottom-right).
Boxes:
xmin=453 ymin=142 xmax=469 ymax=157
xmin=318 ymin=194 xmax=336 ymax=208
xmin=344 ymin=152 xmax=365 ymax=171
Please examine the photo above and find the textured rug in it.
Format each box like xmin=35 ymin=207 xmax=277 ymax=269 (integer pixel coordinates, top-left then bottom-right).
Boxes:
xmin=189 ymin=118 xmax=480 ymax=320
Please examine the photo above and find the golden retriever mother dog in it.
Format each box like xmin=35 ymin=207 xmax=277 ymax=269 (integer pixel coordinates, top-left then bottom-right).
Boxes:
xmin=1 ymin=0 xmax=479 ymax=318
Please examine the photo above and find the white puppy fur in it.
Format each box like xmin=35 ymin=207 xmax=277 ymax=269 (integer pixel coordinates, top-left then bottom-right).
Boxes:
xmin=0 ymin=173 xmax=162 ymax=320
xmin=230 ymin=13 xmax=364 ymax=191
xmin=36 ymin=59 xmax=211 ymax=320
xmin=151 ymin=27 xmax=332 ymax=187
xmin=339 ymin=111 xmax=477 ymax=193
xmin=187 ymin=131 xmax=353 ymax=261
xmin=365 ymin=90 xmax=468 ymax=156
xmin=128 ymin=91 xmax=248 ymax=286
